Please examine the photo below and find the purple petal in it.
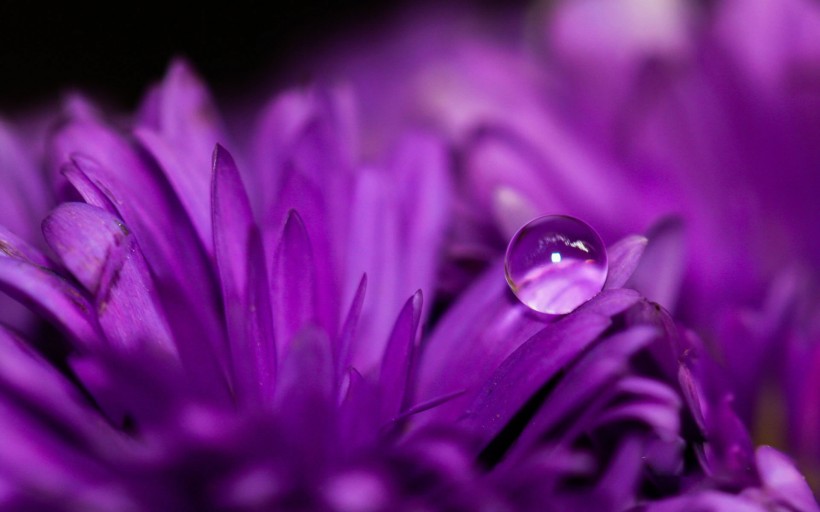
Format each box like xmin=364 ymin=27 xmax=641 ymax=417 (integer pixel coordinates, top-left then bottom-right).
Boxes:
xmin=509 ymin=326 xmax=660 ymax=460
xmin=52 ymin=121 xmax=217 ymax=317
xmin=244 ymin=227 xmax=277 ymax=402
xmin=64 ymin=142 xmax=225 ymax=367
xmin=0 ymin=225 xmax=52 ymax=269
xmin=135 ymin=60 xmax=227 ymax=255
xmin=42 ymin=203 xmax=175 ymax=354
xmin=388 ymin=131 xmax=452 ymax=319
xmin=461 ymin=297 xmax=620 ymax=444
xmin=60 ymin=161 xmax=118 ymax=214
xmin=212 ymin=145 xmax=278 ymax=403
xmin=338 ymin=367 xmax=380 ymax=454
xmin=271 ymin=210 xmax=317 ymax=359
xmin=0 ymin=236 xmax=100 ymax=347
xmin=604 ymin=234 xmax=648 ymax=289
xmin=756 ymin=446 xmax=819 ymax=512
xmin=252 ymin=87 xmax=356 ymax=217
xmin=337 ymin=273 xmax=367 ymax=378
xmin=212 ymin=144 xmax=254 ymax=301
xmin=267 ymin=169 xmax=338 ymax=339
xmin=642 ymin=491 xmax=764 ymax=512
xmin=626 ymin=217 xmax=686 ymax=311
xmin=273 ymin=327 xmax=335 ymax=468
xmin=379 ymin=290 xmax=422 ymax=422
xmin=344 ymin=168 xmax=403 ymax=371
xmin=415 ymin=262 xmax=546 ymax=423
xmin=0 ymin=326 xmax=110 ymax=444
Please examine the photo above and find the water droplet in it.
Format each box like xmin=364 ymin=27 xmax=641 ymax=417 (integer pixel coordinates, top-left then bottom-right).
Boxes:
xmin=505 ymin=215 xmax=608 ymax=315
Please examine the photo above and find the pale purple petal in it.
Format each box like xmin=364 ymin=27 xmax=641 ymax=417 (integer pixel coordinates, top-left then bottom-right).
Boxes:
xmin=605 ymin=234 xmax=648 ymax=290
xmin=43 ymin=203 xmax=175 ymax=354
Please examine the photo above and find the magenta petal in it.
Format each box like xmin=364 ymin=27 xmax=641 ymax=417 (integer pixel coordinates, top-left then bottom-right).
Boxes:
xmin=337 ymin=273 xmax=367 ymax=378
xmin=755 ymin=446 xmax=819 ymax=512
xmin=271 ymin=210 xmax=317 ymax=359
xmin=276 ymin=326 xmax=333 ymax=406
xmin=388 ymin=132 xmax=452 ymax=317
xmin=212 ymin=145 xmax=254 ymax=306
xmin=42 ymin=203 xmax=128 ymax=294
xmin=0 ymin=244 xmax=100 ymax=347
xmin=212 ymin=145 xmax=276 ymax=404
xmin=461 ymin=295 xmax=630 ymax=444
xmin=338 ymin=367 xmax=380 ymax=452
xmin=43 ymin=203 xmax=175 ymax=354
xmin=134 ymin=60 xmax=227 ymax=256
xmin=61 ymin=161 xmax=118 ymax=215
xmin=244 ymin=227 xmax=277 ymax=402
xmin=379 ymin=290 xmax=422 ymax=422
xmin=53 ymin=122 xmax=217 ymax=319
xmin=0 ymin=326 xmax=109 ymax=444
xmin=252 ymin=88 xmax=356 ymax=217
xmin=0 ymin=225 xmax=52 ymax=269
xmin=416 ymin=263 xmax=558 ymax=423
xmin=604 ymin=235 xmax=648 ymax=290
xmin=503 ymin=326 xmax=659 ymax=462
xmin=267 ymin=169 xmax=338 ymax=339
xmin=344 ymin=169 xmax=403 ymax=371
xmin=626 ymin=217 xmax=686 ymax=311
xmin=273 ymin=327 xmax=335 ymax=468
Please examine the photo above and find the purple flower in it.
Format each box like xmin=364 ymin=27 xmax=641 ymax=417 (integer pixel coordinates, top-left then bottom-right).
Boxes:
xmin=309 ymin=0 xmax=820 ymax=498
xmin=0 ymin=2 xmax=818 ymax=511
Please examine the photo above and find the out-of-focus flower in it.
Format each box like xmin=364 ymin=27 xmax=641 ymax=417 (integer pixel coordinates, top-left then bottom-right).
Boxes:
xmin=0 ymin=1 xmax=818 ymax=511
xmin=308 ymin=0 xmax=820 ymax=495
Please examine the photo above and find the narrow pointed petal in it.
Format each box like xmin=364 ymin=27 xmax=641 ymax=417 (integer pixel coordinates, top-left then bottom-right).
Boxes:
xmin=267 ymin=169 xmax=338 ymax=338
xmin=337 ymin=273 xmax=367 ymax=378
xmin=417 ymin=263 xmax=543 ymax=418
xmin=502 ymin=326 xmax=659 ymax=462
xmin=461 ymin=304 xmax=616 ymax=444
xmin=604 ymin=234 xmax=648 ymax=289
xmin=134 ymin=60 xmax=228 ymax=256
xmin=418 ymin=261 xmax=640 ymax=425
xmin=627 ymin=217 xmax=686 ymax=310
xmin=338 ymin=367 xmax=380 ymax=452
xmin=271 ymin=210 xmax=317 ymax=358
xmin=390 ymin=132 xmax=452 ymax=318
xmin=43 ymin=203 xmax=175 ymax=354
xmin=344 ymin=169 xmax=402 ymax=371
xmin=379 ymin=291 xmax=422 ymax=422
xmin=61 ymin=161 xmax=117 ymax=214
xmin=212 ymin=145 xmax=275 ymax=404
xmin=245 ymin=227 xmax=276 ymax=402
xmin=212 ymin=145 xmax=255 ymax=303
xmin=253 ymin=88 xmax=356 ymax=217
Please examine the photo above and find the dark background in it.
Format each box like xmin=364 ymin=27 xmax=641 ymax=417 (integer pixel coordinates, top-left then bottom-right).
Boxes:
xmin=0 ymin=2 xmax=413 ymax=113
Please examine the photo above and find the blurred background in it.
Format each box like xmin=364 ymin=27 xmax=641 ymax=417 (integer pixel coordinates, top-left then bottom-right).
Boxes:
xmin=0 ymin=1 xmax=509 ymax=113
xmin=0 ymin=1 xmax=395 ymax=111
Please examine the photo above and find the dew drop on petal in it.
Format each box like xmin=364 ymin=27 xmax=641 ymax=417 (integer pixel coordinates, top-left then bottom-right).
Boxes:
xmin=504 ymin=215 xmax=608 ymax=315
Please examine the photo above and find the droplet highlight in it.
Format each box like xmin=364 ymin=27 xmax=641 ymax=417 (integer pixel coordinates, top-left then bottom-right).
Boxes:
xmin=505 ymin=215 xmax=608 ymax=315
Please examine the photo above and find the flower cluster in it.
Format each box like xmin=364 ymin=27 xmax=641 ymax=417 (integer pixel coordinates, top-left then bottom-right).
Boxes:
xmin=0 ymin=1 xmax=818 ymax=511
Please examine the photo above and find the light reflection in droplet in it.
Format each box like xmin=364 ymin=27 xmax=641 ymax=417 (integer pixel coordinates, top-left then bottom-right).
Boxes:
xmin=504 ymin=215 xmax=608 ymax=315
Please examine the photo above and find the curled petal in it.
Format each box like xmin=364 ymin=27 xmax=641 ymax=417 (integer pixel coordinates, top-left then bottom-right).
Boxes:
xmin=43 ymin=203 xmax=175 ymax=354
xmin=604 ymin=234 xmax=648 ymax=289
